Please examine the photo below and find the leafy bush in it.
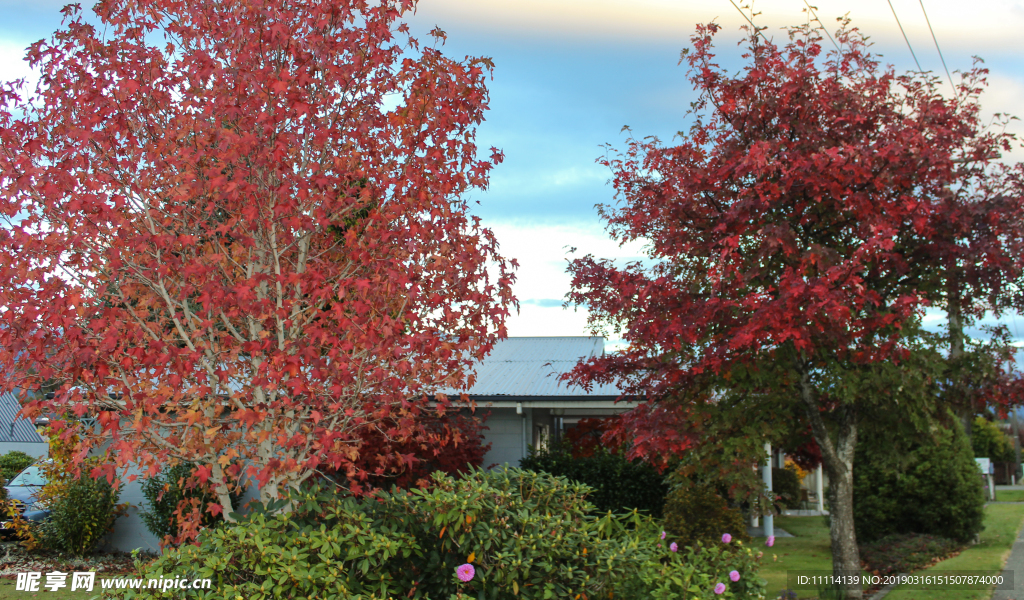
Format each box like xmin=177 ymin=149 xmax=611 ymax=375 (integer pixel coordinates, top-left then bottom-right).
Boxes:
xmin=771 ymin=466 xmax=802 ymax=510
xmin=0 ymin=451 xmax=36 ymax=483
xmin=520 ymin=442 xmax=669 ymax=517
xmin=34 ymin=467 xmax=125 ymax=556
xmin=854 ymin=417 xmax=984 ymax=544
xmin=972 ymin=417 xmax=1015 ymax=463
xmin=107 ymin=466 xmax=765 ymax=600
xmin=859 ymin=533 xmax=963 ymax=576
xmin=662 ymin=484 xmax=751 ymax=550
xmin=140 ymin=462 xmax=243 ymax=546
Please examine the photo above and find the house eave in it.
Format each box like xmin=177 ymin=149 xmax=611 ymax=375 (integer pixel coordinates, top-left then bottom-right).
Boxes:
xmin=429 ymin=395 xmax=639 ymax=410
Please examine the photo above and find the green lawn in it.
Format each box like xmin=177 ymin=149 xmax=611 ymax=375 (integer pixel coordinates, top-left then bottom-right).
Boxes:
xmin=885 ymin=503 xmax=1024 ymax=600
xmin=995 ymin=489 xmax=1024 ymax=502
xmin=757 ymin=504 xmax=1024 ymax=600
xmin=758 ymin=516 xmax=842 ymax=599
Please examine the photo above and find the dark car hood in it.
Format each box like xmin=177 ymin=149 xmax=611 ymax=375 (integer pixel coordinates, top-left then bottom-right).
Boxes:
xmin=5 ymin=485 xmax=42 ymax=505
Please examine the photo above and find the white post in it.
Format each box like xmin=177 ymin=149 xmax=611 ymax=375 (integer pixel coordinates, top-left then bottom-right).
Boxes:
xmin=989 ymin=474 xmax=996 ymax=501
xmin=763 ymin=442 xmax=774 ymax=538
xmin=815 ymin=464 xmax=825 ymax=512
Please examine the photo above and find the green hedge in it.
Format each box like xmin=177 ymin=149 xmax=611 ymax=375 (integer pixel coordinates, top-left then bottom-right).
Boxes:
xmin=108 ymin=466 xmax=766 ymax=600
xmin=854 ymin=417 xmax=984 ymax=544
xmin=0 ymin=450 xmax=35 ymax=484
xmin=519 ymin=444 xmax=669 ymax=517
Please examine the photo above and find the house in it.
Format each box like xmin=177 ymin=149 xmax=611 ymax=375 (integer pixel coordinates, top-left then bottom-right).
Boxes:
xmin=0 ymin=391 xmax=48 ymax=460
xmin=435 ymin=336 xmax=637 ymax=467
xmin=76 ymin=336 xmax=639 ymax=553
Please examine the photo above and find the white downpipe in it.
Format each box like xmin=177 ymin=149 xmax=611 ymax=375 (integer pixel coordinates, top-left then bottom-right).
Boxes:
xmin=763 ymin=442 xmax=774 ymax=538
xmin=816 ymin=464 xmax=825 ymax=512
xmin=517 ymin=402 xmax=526 ymax=459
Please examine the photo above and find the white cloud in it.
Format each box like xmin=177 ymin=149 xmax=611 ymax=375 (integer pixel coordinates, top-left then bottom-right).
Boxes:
xmin=488 ymin=219 xmax=647 ymax=338
xmin=0 ymin=40 xmax=38 ymax=92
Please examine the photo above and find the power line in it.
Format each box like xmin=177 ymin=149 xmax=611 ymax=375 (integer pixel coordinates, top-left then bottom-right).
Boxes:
xmin=886 ymin=0 xmax=923 ymax=72
xmin=917 ymin=0 xmax=956 ymax=94
xmin=727 ymin=0 xmax=770 ymax=44
xmin=801 ymin=0 xmax=840 ymax=53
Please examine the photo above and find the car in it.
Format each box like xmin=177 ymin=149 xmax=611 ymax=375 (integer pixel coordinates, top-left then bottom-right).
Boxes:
xmin=1 ymin=463 xmax=50 ymax=535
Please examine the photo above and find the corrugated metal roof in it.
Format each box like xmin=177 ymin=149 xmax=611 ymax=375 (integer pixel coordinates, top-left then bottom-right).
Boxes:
xmin=440 ymin=337 xmax=624 ymax=397
xmin=0 ymin=391 xmax=46 ymax=444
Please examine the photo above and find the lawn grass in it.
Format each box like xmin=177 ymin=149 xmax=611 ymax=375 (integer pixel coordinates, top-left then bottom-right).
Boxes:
xmin=757 ymin=504 xmax=1024 ymax=600
xmin=757 ymin=516 xmax=838 ymax=599
xmin=885 ymin=503 xmax=1024 ymax=600
xmin=995 ymin=489 xmax=1024 ymax=502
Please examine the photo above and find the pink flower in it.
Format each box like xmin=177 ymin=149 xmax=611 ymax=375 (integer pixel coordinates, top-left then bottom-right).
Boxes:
xmin=730 ymin=570 xmax=740 ymax=582
xmin=721 ymin=533 xmax=732 ymax=544
xmin=670 ymin=542 xmax=678 ymax=552
xmin=657 ymin=543 xmax=662 ymax=547
xmin=766 ymin=535 xmax=775 ymax=547
xmin=714 ymin=582 xmax=726 ymax=594
xmin=456 ymin=563 xmax=475 ymax=582
xmin=660 ymin=530 xmax=666 ymax=540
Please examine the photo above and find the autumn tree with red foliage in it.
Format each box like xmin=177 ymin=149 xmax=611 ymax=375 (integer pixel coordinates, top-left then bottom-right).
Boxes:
xmin=565 ymin=20 xmax=1023 ymax=599
xmin=329 ymin=408 xmax=493 ymax=491
xmin=0 ymin=0 xmax=515 ymax=520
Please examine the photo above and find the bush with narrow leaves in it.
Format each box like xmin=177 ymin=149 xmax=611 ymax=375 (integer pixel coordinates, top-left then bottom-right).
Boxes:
xmin=34 ymin=467 xmax=125 ymax=556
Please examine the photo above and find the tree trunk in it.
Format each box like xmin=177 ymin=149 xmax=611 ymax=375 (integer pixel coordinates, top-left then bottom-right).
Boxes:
xmin=211 ymin=462 xmax=237 ymax=523
xmin=799 ymin=368 xmax=863 ymax=600
xmin=947 ymin=276 xmax=972 ymax=440
xmin=823 ymin=438 xmax=861 ymax=600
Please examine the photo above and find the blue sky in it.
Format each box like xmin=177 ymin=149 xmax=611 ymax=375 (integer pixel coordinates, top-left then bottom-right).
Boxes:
xmin=3 ymin=0 xmax=1024 ymax=346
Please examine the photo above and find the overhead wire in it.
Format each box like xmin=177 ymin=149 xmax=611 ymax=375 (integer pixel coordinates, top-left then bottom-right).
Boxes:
xmin=726 ymin=0 xmax=771 ymax=44
xmin=801 ymin=0 xmax=840 ymax=53
xmin=917 ymin=0 xmax=956 ymax=94
xmin=886 ymin=0 xmax=924 ymax=72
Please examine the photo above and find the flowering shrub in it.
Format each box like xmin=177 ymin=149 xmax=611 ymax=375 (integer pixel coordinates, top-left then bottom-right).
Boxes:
xmin=106 ymin=466 xmax=764 ymax=599
xmin=613 ymin=520 xmax=766 ymax=600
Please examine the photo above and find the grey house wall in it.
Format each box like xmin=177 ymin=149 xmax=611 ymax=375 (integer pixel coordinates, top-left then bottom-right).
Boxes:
xmin=478 ymin=407 xmax=532 ymax=469
xmin=100 ymin=464 xmax=163 ymax=553
xmin=0 ymin=441 xmax=47 ymax=459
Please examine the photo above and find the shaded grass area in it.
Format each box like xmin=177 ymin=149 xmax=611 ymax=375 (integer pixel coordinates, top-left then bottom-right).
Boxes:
xmin=757 ymin=504 xmax=1024 ymax=600
xmin=995 ymin=489 xmax=1024 ymax=502
xmin=885 ymin=503 xmax=1024 ymax=600
xmin=757 ymin=516 xmax=835 ymax=599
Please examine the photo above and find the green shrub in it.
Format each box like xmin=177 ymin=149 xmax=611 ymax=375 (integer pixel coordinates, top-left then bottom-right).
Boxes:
xmin=520 ymin=443 xmax=669 ymax=517
xmin=0 ymin=451 xmax=35 ymax=483
xmin=107 ymin=466 xmax=765 ymax=600
xmin=771 ymin=466 xmax=802 ymax=510
xmin=140 ymin=462 xmax=242 ymax=545
xmin=972 ymin=417 xmax=1015 ymax=463
xmin=34 ymin=468 xmax=124 ymax=556
xmin=854 ymin=417 xmax=984 ymax=544
xmin=662 ymin=484 xmax=751 ymax=551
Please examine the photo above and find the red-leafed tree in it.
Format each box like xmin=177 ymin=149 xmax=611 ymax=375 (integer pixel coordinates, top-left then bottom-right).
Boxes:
xmin=0 ymin=0 xmax=516 ymax=519
xmin=565 ymin=20 xmax=1023 ymax=598
xmin=330 ymin=407 xmax=493 ymax=491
